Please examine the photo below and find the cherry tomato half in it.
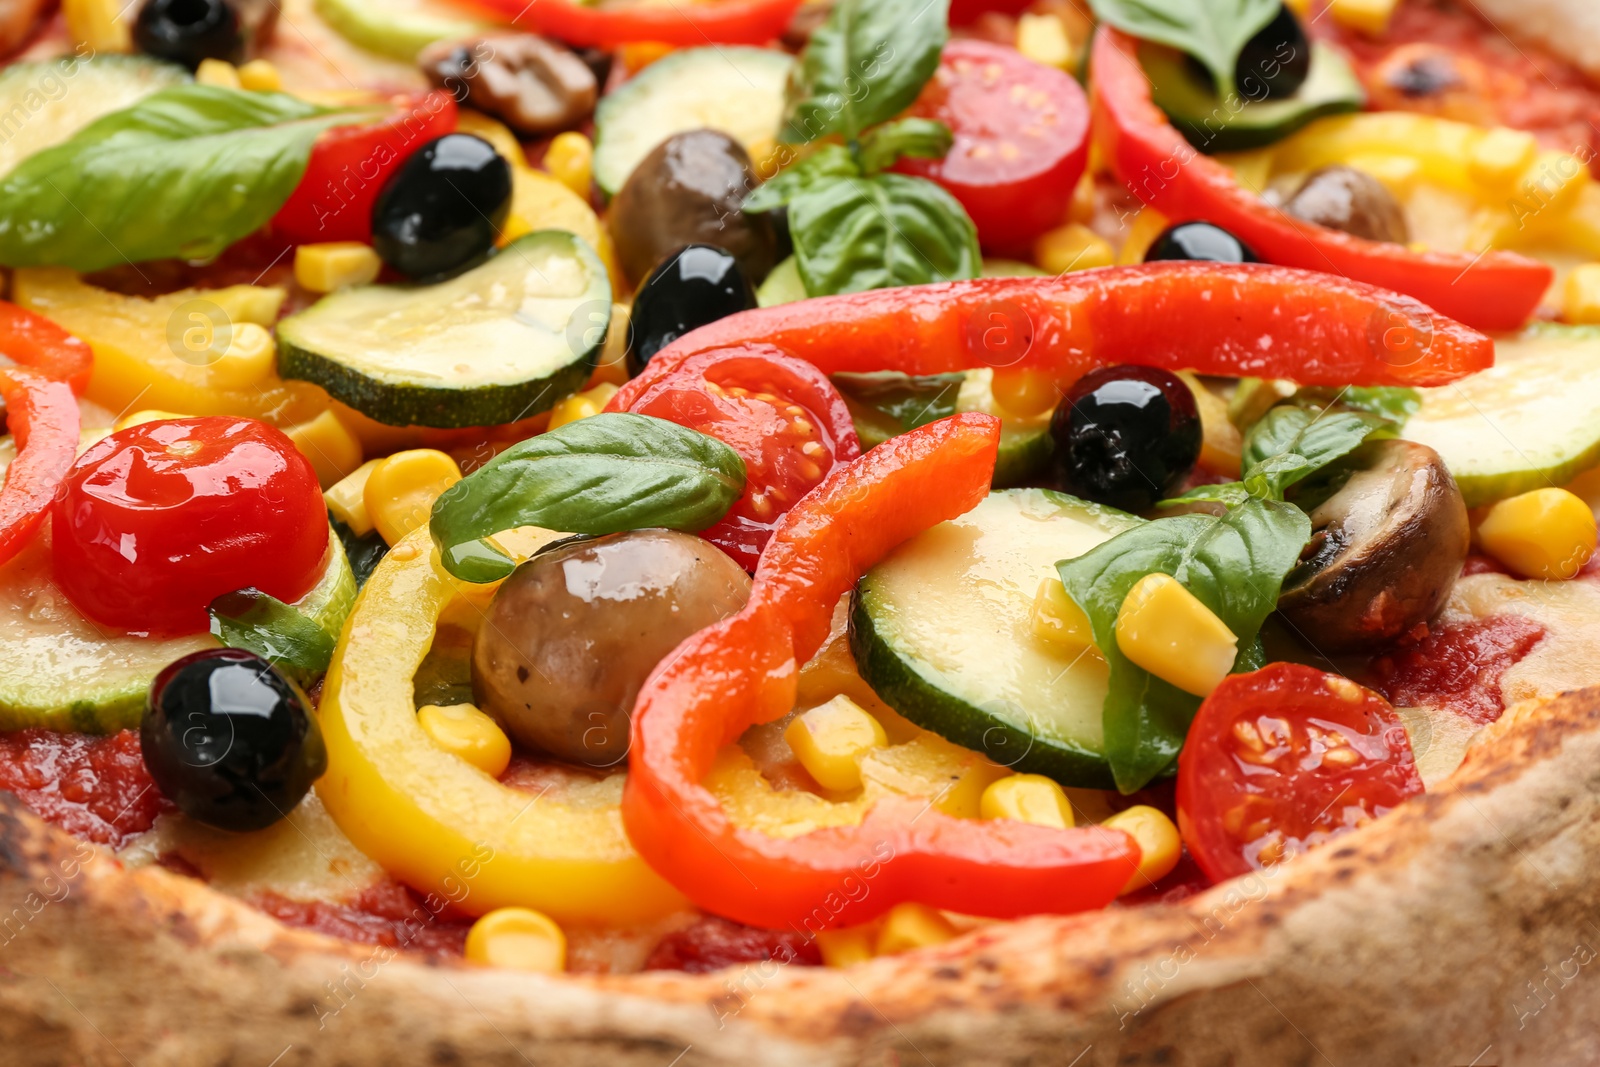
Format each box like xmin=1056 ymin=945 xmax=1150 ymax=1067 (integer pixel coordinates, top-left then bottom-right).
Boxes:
xmin=52 ymin=417 xmax=329 ymax=636
xmin=272 ymin=91 xmax=459 ymax=245
xmin=1176 ymin=663 xmax=1424 ymax=884
xmin=607 ymin=345 xmax=861 ymax=570
xmin=895 ymin=40 xmax=1090 ymax=257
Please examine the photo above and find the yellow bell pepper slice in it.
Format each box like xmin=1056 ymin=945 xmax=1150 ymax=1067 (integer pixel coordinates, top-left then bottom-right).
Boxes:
xmin=500 ymin=166 xmax=620 ymax=293
xmin=316 ymin=525 xmax=687 ymax=925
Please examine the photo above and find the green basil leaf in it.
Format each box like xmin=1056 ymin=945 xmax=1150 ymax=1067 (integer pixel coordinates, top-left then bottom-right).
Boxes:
xmin=859 ymin=118 xmax=953 ymax=174
xmin=790 ymin=173 xmax=980 ymax=297
xmin=332 ymin=517 xmax=388 ymax=591
xmin=1057 ymin=498 xmax=1311 ymax=792
xmin=208 ymin=588 xmax=337 ymax=687
xmin=1086 ymin=0 xmax=1280 ymax=97
xmin=741 ymin=144 xmax=860 ymax=213
xmin=430 ymin=412 xmax=747 ymax=582
xmin=1240 ymin=406 xmax=1387 ymax=496
xmin=1157 ymin=482 xmax=1250 ymax=509
xmin=832 ymin=371 xmax=964 ymax=436
xmin=0 ymin=86 xmax=377 ymax=271
xmin=782 ymin=0 xmax=950 ymax=143
xmin=1294 ymin=385 xmax=1421 ymax=426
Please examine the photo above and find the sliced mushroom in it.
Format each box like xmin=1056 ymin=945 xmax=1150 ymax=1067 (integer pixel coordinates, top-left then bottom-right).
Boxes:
xmin=421 ymin=33 xmax=597 ymax=138
xmin=1283 ymin=165 xmax=1410 ymax=244
xmin=471 ymin=530 xmax=751 ymax=767
xmin=1277 ymin=439 xmax=1468 ymax=652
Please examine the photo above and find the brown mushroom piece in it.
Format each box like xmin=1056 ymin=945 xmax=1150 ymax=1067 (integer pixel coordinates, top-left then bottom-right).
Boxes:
xmin=607 ymin=129 xmax=778 ymax=287
xmin=471 ymin=529 xmax=752 ymax=767
xmin=420 ymin=33 xmax=597 ymax=138
xmin=1283 ymin=165 xmax=1411 ymax=244
xmin=1277 ymin=439 xmax=1469 ymax=652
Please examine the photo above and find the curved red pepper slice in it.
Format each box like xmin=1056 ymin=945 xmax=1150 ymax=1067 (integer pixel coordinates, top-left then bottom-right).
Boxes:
xmin=622 ymin=414 xmax=1141 ymax=930
xmin=1090 ymin=27 xmax=1550 ymax=333
xmin=0 ymin=368 xmax=81 ymax=567
xmin=0 ymin=300 xmax=93 ymax=395
xmin=615 ymin=263 xmax=1494 ymax=413
xmin=469 ymin=0 xmax=806 ymax=47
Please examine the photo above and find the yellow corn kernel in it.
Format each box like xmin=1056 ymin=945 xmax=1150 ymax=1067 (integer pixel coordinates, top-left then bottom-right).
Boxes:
xmin=364 ymin=449 xmax=463 ymax=546
xmin=785 ymin=695 xmax=888 ymax=792
xmin=1115 ymin=573 xmax=1238 ymax=697
xmin=196 ymin=59 xmax=242 ymax=89
xmin=205 ymin=322 xmax=275 ymax=389
xmin=1034 ymin=223 xmax=1114 ymax=275
xmin=544 ymin=132 xmax=594 ymax=199
xmin=1030 ymin=579 xmax=1097 ymax=654
xmin=1476 ymin=488 xmax=1598 ymax=581
xmin=991 ymin=367 xmax=1058 ymax=419
xmin=284 ymin=409 xmax=364 ymax=489
xmin=875 ymin=903 xmax=957 ymax=957
xmin=1102 ymin=805 xmax=1181 ymax=894
xmin=114 ymin=409 xmax=188 ymax=431
xmin=547 ymin=382 xmax=620 ymax=431
xmin=1563 ymin=263 xmax=1600 ymax=325
xmin=816 ymin=924 xmax=878 ymax=968
xmin=325 ymin=458 xmax=383 ymax=536
xmin=979 ymin=774 xmax=1075 ymax=829
xmin=464 ymin=907 xmax=566 ymax=973
xmin=1512 ymin=151 xmax=1591 ymax=225
xmin=63 ymin=0 xmax=131 ymax=53
xmin=1177 ymin=371 xmax=1242 ymax=478
xmin=1117 ymin=208 xmax=1170 ymax=265
xmin=418 ymin=703 xmax=512 ymax=778
xmin=1469 ymin=127 xmax=1539 ymax=189
xmin=1328 ymin=0 xmax=1400 ymax=36
xmin=1017 ymin=13 xmax=1075 ymax=72
xmin=294 ymin=242 xmax=382 ymax=293
xmin=237 ymin=59 xmax=283 ymax=92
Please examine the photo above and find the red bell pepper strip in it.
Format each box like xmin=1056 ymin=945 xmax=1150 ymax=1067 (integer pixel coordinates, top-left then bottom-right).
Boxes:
xmin=464 ymin=0 xmax=806 ymax=47
xmin=0 ymin=301 xmax=93 ymax=395
xmin=623 ymin=414 xmax=1141 ymax=930
xmin=614 ymin=263 xmax=1495 ymax=413
xmin=1090 ymin=27 xmax=1550 ymax=333
xmin=0 ymin=368 xmax=80 ymax=567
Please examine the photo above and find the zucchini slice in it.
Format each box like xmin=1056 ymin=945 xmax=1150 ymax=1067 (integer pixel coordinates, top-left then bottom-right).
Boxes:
xmin=850 ymin=489 xmax=1140 ymax=789
xmin=313 ymin=0 xmax=490 ymax=61
xmin=277 ymin=231 xmax=610 ymax=428
xmin=0 ymin=55 xmax=189 ymax=179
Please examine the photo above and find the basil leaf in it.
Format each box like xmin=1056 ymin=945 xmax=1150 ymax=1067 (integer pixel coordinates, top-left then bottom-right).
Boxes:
xmin=430 ymin=412 xmax=746 ymax=582
xmin=1157 ymin=482 xmax=1250 ymax=509
xmin=782 ymin=0 xmax=950 ymax=143
xmin=790 ymin=173 xmax=980 ymax=296
xmin=332 ymin=517 xmax=388 ymax=591
xmin=859 ymin=118 xmax=953 ymax=174
xmin=1240 ymin=406 xmax=1387 ymax=495
xmin=1086 ymin=0 xmax=1280 ymax=97
xmin=1294 ymin=385 xmax=1421 ymax=426
xmin=1057 ymin=498 xmax=1311 ymax=792
xmin=742 ymin=144 xmax=859 ymax=213
xmin=0 ymin=86 xmax=375 ymax=271
xmin=832 ymin=371 xmax=964 ymax=435
xmin=208 ymin=589 xmax=336 ymax=687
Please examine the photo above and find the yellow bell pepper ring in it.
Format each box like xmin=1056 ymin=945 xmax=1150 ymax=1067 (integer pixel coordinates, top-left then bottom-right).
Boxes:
xmin=316 ymin=525 xmax=688 ymax=925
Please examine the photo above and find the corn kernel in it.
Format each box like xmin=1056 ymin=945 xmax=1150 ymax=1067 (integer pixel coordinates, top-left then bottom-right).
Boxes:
xmin=1115 ymin=573 xmax=1238 ymax=697
xmin=1102 ymin=805 xmax=1181 ymax=894
xmin=785 ymin=695 xmax=888 ymax=792
xmin=63 ymin=0 xmax=131 ymax=53
xmin=294 ymin=242 xmax=382 ymax=293
xmin=196 ymin=59 xmax=242 ymax=89
xmin=816 ymin=924 xmax=878 ymax=968
xmin=1513 ymin=151 xmax=1590 ymax=224
xmin=991 ymin=367 xmax=1058 ymax=419
xmin=237 ymin=59 xmax=283 ymax=92
xmin=1476 ymin=488 xmax=1598 ymax=580
xmin=418 ymin=703 xmax=512 ymax=777
xmin=544 ymin=132 xmax=594 ymax=199
xmin=205 ymin=322 xmax=275 ymax=389
xmin=464 ymin=907 xmax=565 ymax=973
xmin=1177 ymin=371 xmax=1242 ymax=478
xmin=1034 ymin=223 xmax=1114 ymax=275
xmin=875 ymin=903 xmax=957 ymax=956
xmin=1328 ymin=0 xmax=1400 ymax=36
xmin=1017 ymin=13 xmax=1075 ymax=72
xmin=325 ymin=458 xmax=383 ymax=536
xmin=114 ymin=409 xmax=188 ymax=431
xmin=1030 ymin=579 xmax=1097 ymax=654
xmin=1470 ymin=127 xmax=1539 ymax=188
xmin=284 ymin=409 xmax=364 ymax=489
xmin=547 ymin=382 xmax=620 ymax=431
xmin=980 ymin=774 xmax=1075 ymax=829
xmin=364 ymin=449 xmax=463 ymax=546
xmin=1563 ymin=263 xmax=1600 ymax=325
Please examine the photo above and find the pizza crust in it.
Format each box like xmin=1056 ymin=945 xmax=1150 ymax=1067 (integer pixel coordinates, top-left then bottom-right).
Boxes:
xmin=1474 ymin=0 xmax=1600 ymax=79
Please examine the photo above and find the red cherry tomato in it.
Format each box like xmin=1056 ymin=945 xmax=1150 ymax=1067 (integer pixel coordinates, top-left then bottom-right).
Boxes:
xmin=272 ymin=91 xmax=459 ymax=245
xmin=607 ymin=345 xmax=861 ymax=569
xmin=52 ymin=418 xmax=329 ymax=636
xmin=895 ymin=40 xmax=1090 ymax=257
xmin=1176 ymin=663 xmax=1424 ymax=884
xmin=948 ymin=0 xmax=1036 ymax=24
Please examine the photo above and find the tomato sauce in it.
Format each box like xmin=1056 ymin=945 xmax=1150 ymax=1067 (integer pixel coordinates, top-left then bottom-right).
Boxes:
xmin=642 ymin=915 xmax=822 ymax=973
xmin=1367 ymin=613 xmax=1548 ymax=724
xmin=0 ymin=729 xmax=171 ymax=849
xmin=248 ymin=880 xmax=474 ymax=957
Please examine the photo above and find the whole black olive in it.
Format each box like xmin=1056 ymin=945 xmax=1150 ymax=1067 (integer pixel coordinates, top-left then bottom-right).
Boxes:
xmin=1235 ymin=4 xmax=1311 ymax=101
xmin=133 ymin=0 xmax=243 ymax=69
xmin=625 ymin=244 xmax=756 ymax=377
xmin=141 ymin=648 xmax=326 ymax=833
xmin=1145 ymin=221 xmax=1260 ymax=264
xmin=1050 ymin=365 xmax=1201 ymax=512
xmin=371 ymin=133 xmax=513 ymax=281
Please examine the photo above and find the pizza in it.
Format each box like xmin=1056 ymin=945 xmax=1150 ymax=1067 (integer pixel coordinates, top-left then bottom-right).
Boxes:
xmin=0 ymin=0 xmax=1599 ymax=1063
